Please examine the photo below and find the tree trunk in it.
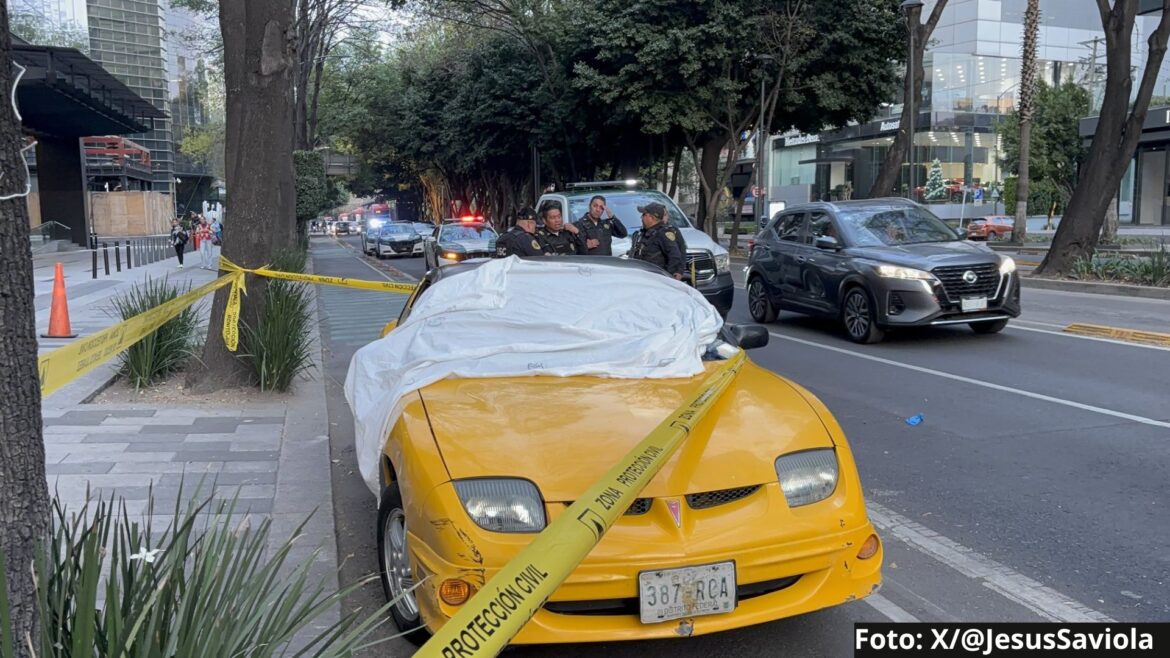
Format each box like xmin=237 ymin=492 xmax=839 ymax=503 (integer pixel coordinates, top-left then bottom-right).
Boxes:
xmin=868 ymin=2 xmax=948 ymax=199
xmin=189 ymin=0 xmax=298 ymax=392
xmin=696 ymin=134 xmax=722 ymax=233
xmin=668 ymin=146 xmax=682 ymax=198
xmin=1037 ymin=2 xmax=1170 ymax=276
xmin=0 ymin=8 xmax=51 ymax=656
xmin=1100 ymin=193 xmax=1120 ymax=244
xmin=1012 ymin=0 xmax=1039 ymax=245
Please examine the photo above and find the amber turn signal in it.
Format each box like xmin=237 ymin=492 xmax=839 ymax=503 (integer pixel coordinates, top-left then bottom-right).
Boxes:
xmin=857 ymin=534 xmax=880 ymax=560
xmin=440 ymin=578 xmax=474 ymax=605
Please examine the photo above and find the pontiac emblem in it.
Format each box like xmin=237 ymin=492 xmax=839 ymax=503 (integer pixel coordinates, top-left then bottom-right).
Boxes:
xmin=962 ymin=270 xmax=979 ymax=284
xmin=666 ymin=499 xmax=682 ymax=528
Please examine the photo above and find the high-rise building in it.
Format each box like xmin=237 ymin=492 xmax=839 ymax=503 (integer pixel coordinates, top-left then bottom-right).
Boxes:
xmin=85 ymin=0 xmax=174 ymax=192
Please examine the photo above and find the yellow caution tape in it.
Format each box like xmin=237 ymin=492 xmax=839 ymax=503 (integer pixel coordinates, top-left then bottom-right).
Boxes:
xmin=220 ymin=256 xmax=417 ymax=294
xmin=415 ymin=350 xmax=747 ymax=658
xmin=38 ymin=274 xmax=236 ymax=397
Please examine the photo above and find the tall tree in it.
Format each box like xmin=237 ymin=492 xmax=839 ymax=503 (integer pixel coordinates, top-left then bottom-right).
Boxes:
xmin=868 ymin=0 xmax=948 ymax=199
xmin=0 ymin=6 xmax=50 ymax=656
xmin=188 ymin=0 xmax=299 ymax=391
xmin=998 ymin=81 xmax=1091 ymax=214
xmin=1037 ymin=1 xmax=1170 ymax=275
xmin=1012 ymin=0 xmax=1039 ymax=245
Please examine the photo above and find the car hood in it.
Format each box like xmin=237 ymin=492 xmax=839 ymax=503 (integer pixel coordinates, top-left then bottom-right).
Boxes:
xmin=612 ymin=227 xmax=729 ymax=258
xmin=847 ymin=240 xmax=1000 ymax=269
xmin=418 ymin=361 xmax=833 ymax=501
xmin=444 ymin=239 xmax=494 ymax=251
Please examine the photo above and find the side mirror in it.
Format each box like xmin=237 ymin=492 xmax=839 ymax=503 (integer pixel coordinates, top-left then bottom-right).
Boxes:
xmin=815 ymin=236 xmax=841 ymax=251
xmin=727 ymin=324 xmax=769 ymax=350
xmin=380 ymin=319 xmax=398 ymax=337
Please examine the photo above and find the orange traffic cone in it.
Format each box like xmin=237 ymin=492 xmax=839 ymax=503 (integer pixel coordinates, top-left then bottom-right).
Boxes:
xmin=42 ymin=262 xmax=77 ymax=339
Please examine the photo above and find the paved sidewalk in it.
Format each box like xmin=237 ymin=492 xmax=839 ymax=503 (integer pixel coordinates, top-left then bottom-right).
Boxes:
xmin=36 ymin=248 xmax=342 ymax=635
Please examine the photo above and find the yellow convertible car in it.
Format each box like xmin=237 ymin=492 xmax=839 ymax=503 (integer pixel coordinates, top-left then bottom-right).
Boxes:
xmin=367 ymin=257 xmax=882 ymax=645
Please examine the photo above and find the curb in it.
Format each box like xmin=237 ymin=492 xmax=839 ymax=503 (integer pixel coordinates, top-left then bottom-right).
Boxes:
xmin=1021 ymin=277 xmax=1170 ymax=300
xmin=1063 ymin=323 xmax=1170 ymax=347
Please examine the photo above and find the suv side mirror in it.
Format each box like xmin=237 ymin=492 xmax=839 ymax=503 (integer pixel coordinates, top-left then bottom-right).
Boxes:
xmin=727 ymin=324 xmax=769 ymax=350
xmin=815 ymin=235 xmax=841 ymax=251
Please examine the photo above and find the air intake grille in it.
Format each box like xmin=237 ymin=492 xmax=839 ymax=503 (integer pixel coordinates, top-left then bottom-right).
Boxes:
xmin=566 ymin=498 xmax=652 ymax=516
xmin=685 ymin=251 xmax=716 ymax=283
xmin=686 ymin=485 xmax=761 ymax=510
xmin=931 ymin=264 xmax=1001 ymax=303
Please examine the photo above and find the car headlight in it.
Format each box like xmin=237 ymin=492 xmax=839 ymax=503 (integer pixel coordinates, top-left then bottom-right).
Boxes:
xmin=875 ymin=264 xmax=936 ymax=281
xmin=774 ymin=449 xmax=839 ymax=508
xmin=453 ymin=479 xmax=546 ymax=533
xmin=999 ymin=257 xmax=1016 ymax=274
xmin=714 ymin=252 xmax=730 ymax=274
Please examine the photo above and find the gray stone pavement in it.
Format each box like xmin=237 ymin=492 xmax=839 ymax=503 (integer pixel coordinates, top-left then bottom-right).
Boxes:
xmin=37 ymin=246 xmax=342 ymax=635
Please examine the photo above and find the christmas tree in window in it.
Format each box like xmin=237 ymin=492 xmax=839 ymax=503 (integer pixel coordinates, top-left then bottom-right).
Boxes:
xmin=924 ymin=159 xmax=945 ymax=201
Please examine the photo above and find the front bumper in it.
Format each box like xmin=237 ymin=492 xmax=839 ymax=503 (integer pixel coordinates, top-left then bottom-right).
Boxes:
xmin=407 ymin=480 xmax=881 ymax=644
xmin=696 ymin=272 xmax=734 ymax=316
xmin=379 ymin=240 xmax=420 ymax=256
xmin=874 ymin=271 xmax=1021 ymax=328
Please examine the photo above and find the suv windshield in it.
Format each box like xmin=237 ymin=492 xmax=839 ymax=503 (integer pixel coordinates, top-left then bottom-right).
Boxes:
xmin=837 ymin=206 xmax=959 ymax=246
xmin=381 ymin=224 xmax=415 ymax=235
xmin=567 ymin=192 xmax=692 ymax=235
xmin=442 ymin=225 xmax=497 ymax=241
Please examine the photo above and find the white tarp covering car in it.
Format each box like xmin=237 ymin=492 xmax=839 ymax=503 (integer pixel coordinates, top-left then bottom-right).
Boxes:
xmin=344 ymin=256 xmax=724 ymax=496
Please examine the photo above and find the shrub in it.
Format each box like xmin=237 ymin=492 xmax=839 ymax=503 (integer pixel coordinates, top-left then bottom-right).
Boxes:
xmin=109 ymin=276 xmax=200 ymax=390
xmin=0 ymin=486 xmax=396 ymax=657
xmin=240 ymin=248 xmax=316 ymax=392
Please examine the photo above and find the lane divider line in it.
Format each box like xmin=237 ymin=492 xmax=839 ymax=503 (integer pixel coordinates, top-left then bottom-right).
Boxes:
xmin=864 ymin=593 xmax=921 ymax=623
xmin=767 ymin=331 xmax=1170 ymax=428
xmin=1063 ymin=322 xmax=1170 ymax=347
xmin=1009 ymin=324 xmax=1170 ymax=352
xmin=867 ymin=502 xmax=1113 ymax=623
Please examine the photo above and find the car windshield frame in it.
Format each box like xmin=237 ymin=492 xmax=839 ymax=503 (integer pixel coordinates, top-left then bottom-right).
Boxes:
xmin=441 ymin=224 xmax=498 ymax=241
xmin=380 ymin=224 xmax=417 ymax=236
xmin=565 ymin=191 xmax=693 ymax=235
xmin=835 ymin=205 xmax=960 ymax=247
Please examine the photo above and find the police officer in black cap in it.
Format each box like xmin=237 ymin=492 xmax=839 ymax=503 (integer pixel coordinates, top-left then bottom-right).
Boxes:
xmin=630 ymin=202 xmax=685 ymax=280
xmin=536 ymin=204 xmax=586 ymax=255
xmin=496 ymin=207 xmax=551 ymax=257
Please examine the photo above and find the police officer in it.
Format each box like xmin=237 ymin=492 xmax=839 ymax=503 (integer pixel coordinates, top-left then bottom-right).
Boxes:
xmin=536 ymin=205 xmax=586 ymax=255
xmin=630 ymin=202 xmax=685 ymax=280
xmin=572 ymin=194 xmax=628 ymax=255
xmin=496 ymin=207 xmax=551 ymax=257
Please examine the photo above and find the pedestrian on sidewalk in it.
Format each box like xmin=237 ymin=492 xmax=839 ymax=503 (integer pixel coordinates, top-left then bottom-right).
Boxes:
xmin=195 ymin=216 xmax=215 ymax=269
xmin=170 ymin=219 xmax=189 ymax=268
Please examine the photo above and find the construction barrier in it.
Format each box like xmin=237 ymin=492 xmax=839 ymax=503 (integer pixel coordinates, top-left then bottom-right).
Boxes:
xmin=415 ymin=350 xmax=746 ymax=658
xmin=38 ymin=255 xmax=419 ymax=397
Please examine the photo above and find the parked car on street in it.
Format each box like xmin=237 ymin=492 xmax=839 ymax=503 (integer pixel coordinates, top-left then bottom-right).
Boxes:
xmin=376 ymin=223 xmax=424 ymax=258
xmin=422 ymin=219 xmax=498 ymax=269
xmin=363 ymin=256 xmax=882 ymax=645
xmin=745 ymin=198 xmax=1020 ymax=343
xmin=966 ymin=215 xmax=1014 ymax=241
xmin=537 ymin=182 xmax=734 ymax=317
xmin=335 ymin=220 xmax=352 ymax=236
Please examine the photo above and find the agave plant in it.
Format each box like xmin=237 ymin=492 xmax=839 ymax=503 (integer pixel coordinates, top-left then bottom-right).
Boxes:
xmin=239 ymin=248 xmax=316 ymax=392
xmin=108 ymin=277 xmax=201 ymax=391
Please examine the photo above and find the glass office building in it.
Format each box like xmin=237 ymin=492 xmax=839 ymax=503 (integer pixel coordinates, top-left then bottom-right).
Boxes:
xmin=769 ymin=0 xmax=1170 ymax=221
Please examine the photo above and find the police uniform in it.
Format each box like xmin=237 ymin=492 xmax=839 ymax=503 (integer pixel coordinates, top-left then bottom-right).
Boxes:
xmin=572 ymin=214 xmax=628 ymax=256
xmin=537 ymin=227 xmax=586 ymax=255
xmin=630 ymin=222 xmax=685 ymax=278
xmin=496 ymin=226 xmax=550 ymax=257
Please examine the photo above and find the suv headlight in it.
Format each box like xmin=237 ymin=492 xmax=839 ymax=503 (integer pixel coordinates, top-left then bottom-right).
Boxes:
xmin=714 ymin=252 xmax=730 ymax=274
xmin=775 ymin=449 xmax=839 ymax=507
xmin=453 ymin=479 xmax=546 ymax=533
xmin=875 ymin=264 xmax=936 ymax=281
xmin=999 ymin=257 xmax=1016 ymax=274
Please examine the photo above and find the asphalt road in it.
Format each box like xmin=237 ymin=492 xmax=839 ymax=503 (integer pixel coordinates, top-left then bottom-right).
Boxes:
xmin=312 ymin=234 xmax=1170 ymax=656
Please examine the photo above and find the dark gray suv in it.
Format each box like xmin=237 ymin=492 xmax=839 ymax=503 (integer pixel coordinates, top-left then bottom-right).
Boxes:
xmin=745 ymin=199 xmax=1021 ymax=343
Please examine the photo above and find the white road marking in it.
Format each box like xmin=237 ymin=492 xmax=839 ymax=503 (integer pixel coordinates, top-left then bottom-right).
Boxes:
xmin=865 ymin=593 xmax=921 ymax=623
xmin=867 ymin=502 xmax=1113 ymax=623
xmin=1008 ymin=324 xmax=1170 ymax=352
xmin=768 ymin=331 xmax=1170 ymax=428
xmin=336 ymin=237 xmax=418 ymax=284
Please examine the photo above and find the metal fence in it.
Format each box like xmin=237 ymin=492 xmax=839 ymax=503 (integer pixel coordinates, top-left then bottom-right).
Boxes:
xmin=87 ymin=232 xmax=193 ymax=279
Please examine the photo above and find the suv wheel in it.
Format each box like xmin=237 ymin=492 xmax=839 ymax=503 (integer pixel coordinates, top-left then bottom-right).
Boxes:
xmin=842 ymin=287 xmax=885 ymax=344
xmin=747 ymin=277 xmax=778 ymax=323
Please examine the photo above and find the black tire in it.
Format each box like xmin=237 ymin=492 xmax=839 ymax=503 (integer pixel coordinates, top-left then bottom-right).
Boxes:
xmin=747 ymin=276 xmax=778 ymax=323
xmin=970 ymin=319 xmax=1009 ymax=334
xmin=841 ymin=287 xmax=885 ymax=344
xmin=377 ymin=482 xmax=431 ymax=646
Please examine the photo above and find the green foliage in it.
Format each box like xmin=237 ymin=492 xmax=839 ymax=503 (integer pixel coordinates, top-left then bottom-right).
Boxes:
xmin=295 ymin=151 xmax=329 ymax=223
xmin=240 ymin=249 xmax=315 ymax=392
xmin=0 ymin=486 xmax=394 ymax=657
xmin=1001 ymin=176 xmax=1062 ymax=216
xmin=1069 ymin=249 xmax=1170 ymax=287
xmin=177 ymin=122 xmax=226 ymax=180
xmin=8 ymin=12 xmax=89 ymax=52
xmin=109 ymin=277 xmax=200 ymax=391
xmin=998 ymin=81 xmax=1091 ymax=200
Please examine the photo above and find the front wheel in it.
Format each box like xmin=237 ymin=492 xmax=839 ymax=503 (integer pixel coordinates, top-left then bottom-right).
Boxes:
xmin=377 ymin=482 xmax=430 ymax=645
xmin=747 ymin=277 xmax=778 ymax=323
xmin=970 ymin=319 xmax=1009 ymax=334
xmin=842 ymin=287 xmax=885 ymax=344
